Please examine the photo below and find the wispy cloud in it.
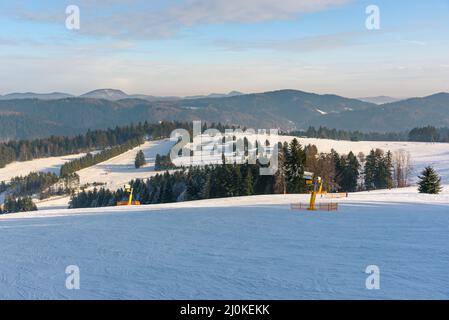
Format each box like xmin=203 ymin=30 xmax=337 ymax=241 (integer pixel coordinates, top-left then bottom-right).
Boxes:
xmin=213 ymin=32 xmax=362 ymax=52
xmin=8 ymin=0 xmax=351 ymax=39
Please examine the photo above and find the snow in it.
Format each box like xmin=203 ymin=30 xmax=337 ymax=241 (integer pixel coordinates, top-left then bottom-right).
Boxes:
xmin=1 ymin=135 xmax=448 ymax=299
xmin=0 ymin=191 xmax=448 ymax=299
xmin=34 ymin=139 xmax=175 ymax=210
xmin=174 ymin=134 xmax=449 ymax=183
xmin=76 ymin=139 xmax=174 ymax=191
xmin=316 ymin=108 xmax=328 ymax=115
xmin=0 ymin=152 xmax=88 ymax=183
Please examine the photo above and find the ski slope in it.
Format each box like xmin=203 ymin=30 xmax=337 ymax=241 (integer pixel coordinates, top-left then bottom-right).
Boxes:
xmin=0 ymin=191 xmax=448 ymax=299
xmin=76 ymin=139 xmax=174 ymax=191
xmin=0 ymin=153 xmax=89 ymax=183
xmin=34 ymin=139 xmax=175 ymax=210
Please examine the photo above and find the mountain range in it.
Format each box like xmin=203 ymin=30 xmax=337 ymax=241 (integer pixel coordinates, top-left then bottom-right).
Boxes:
xmin=1 ymin=89 xmax=448 ymax=140
xmin=357 ymin=96 xmax=403 ymax=105
xmin=0 ymin=89 xmax=244 ymax=102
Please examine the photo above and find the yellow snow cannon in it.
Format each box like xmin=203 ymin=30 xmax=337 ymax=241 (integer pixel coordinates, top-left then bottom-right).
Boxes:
xmin=117 ymin=184 xmax=141 ymax=206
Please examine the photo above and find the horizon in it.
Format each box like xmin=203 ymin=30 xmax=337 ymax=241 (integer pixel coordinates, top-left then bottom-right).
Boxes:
xmin=1 ymin=87 xmax=448 ymax=101
xmin=1 ymin=0 xmax=448 ymax=97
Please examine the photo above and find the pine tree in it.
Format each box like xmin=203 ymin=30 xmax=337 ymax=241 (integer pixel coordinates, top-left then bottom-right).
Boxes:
xmin=134 ymin=150 xmax=146 ymax=168
xmin=243 ymin=170 xmax=254 ymax=195
xmin=284 ymin=139 xmax=306 ymax=193
xmin=340 ymin=151 xmax=360 ymax=192
xmin=418 ymin=166 xmax=442 ymax=194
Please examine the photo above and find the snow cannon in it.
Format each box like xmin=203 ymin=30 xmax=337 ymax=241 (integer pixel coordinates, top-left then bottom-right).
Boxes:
xmin=291 ymin=174 xmax=338 ymax=212
xmin=117 ymin=184 xmax=141 ymax=206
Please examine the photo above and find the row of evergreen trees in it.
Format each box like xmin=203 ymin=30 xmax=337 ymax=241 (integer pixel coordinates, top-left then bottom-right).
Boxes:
xmin=408 ymin=126 xmax=449 ymax=142
xmin=0 ymin=197 xmax=37 ymax=214
xmin=1 ymin=172 xmax=80 ymax=200
xmin=290 ymin=125 xmax=449 ymax=143
xmin=60 ymin=138 xmax=144 ymax=176
xmin=289 ymin=126 xmax=407 ymax=141
xmin=7 ymin=172 xmax=59 ymax=197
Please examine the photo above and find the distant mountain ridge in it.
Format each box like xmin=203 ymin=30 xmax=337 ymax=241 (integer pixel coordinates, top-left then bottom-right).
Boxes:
xmin=358 ymin=96 xmax=403 ymax=105
xmin=0 ymin=89 xmax=244 ymax=102
xmin=1 ymin=89 xmax=449 ymax=140
xmin=0 ymin=92 xmax=74 ymax=100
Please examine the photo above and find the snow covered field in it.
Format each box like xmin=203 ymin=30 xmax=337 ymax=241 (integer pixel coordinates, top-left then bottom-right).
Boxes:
xmin=0 ymin=191 xmax=448 ymax=299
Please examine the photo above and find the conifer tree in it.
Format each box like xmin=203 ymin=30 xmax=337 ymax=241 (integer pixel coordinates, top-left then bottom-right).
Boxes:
xmin=284 ymin=139 xmax=306 ymax=193
xmin=134 ymin=150 xmax=146 ymax=168
xmin=340 ymin=151 xmax=360 ymax=192
xmin=244 ymin=170 xmax=254 ymax=195
xmin=418 ymin=166 xmax=442 ymax=194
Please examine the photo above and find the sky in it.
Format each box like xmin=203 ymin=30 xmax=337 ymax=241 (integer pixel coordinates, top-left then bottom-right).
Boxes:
xmin=0 ymin=0 xmax=448 ymax=98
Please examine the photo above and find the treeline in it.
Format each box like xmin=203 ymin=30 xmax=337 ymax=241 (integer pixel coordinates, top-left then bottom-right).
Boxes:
xmin=289 ymin=126 xmax=407 ymax=141
xmin=70 ymin=139 xmax=406 ymax=209
xmin=289 ymin=125 xmax=449 ymax=143
xmin=408 ymin=126 xmax=449 ymax=142
xmin=155 ymin=153 xmax=176 ymax=171
xmin=2 ymin=172 xmax=80 ymax=199
xmin=8 ymin=172 xmax=59 ymax=197
xmin=0 ymin=197 xmax=37 ymax=214
xmin=0 ymin=121 xmax=193 ymax=169
xmin=60 ymin=138 xmax=143 ymax=176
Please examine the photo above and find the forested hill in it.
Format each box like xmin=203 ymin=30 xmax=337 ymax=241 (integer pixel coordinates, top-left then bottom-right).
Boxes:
xmin=0 ymin=90 xmax=375 ymax=140
xmin=1 ymin=90 xmax=449 ymax=140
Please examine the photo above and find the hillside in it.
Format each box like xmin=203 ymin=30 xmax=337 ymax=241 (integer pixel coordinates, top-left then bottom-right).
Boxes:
xmin=0 ymin=98 xmax=191 ymax=138
xmin=1 ymin=90 xmax=449 ymax=140
xmin=0 ymin=90 xmax=375 ymax=139
xmin=315 ymin=93 xmax=449 ymax=132
xmin=0 ymin=113 xmax=77 ymax=141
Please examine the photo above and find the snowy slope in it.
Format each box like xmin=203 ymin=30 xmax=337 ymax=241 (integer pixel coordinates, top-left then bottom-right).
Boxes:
xmin=35 ymin=139 xmax=175 ymax=210
xmin=0 ymin=191 xmax=448 ymax=299
xmin=76 ymin=139 xmax=174 ymax=191
xmin=0 ymin=153 xmax=88 ymax=183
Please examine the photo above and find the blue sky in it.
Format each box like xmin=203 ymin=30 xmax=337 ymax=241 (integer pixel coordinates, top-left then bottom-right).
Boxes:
xmin=0 ymin=0 xmax=448 ymax=97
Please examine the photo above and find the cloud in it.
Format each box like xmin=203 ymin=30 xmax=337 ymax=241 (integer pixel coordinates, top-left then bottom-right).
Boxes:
xmin=9 ymin=0 xmax=351 ymax=39
xmin=214 ymin=32 xmax=361 ymax=52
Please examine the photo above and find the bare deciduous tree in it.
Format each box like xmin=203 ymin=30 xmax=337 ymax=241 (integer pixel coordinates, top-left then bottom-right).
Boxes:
xmin=393 ymin=150 xmax=413 ymax=188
